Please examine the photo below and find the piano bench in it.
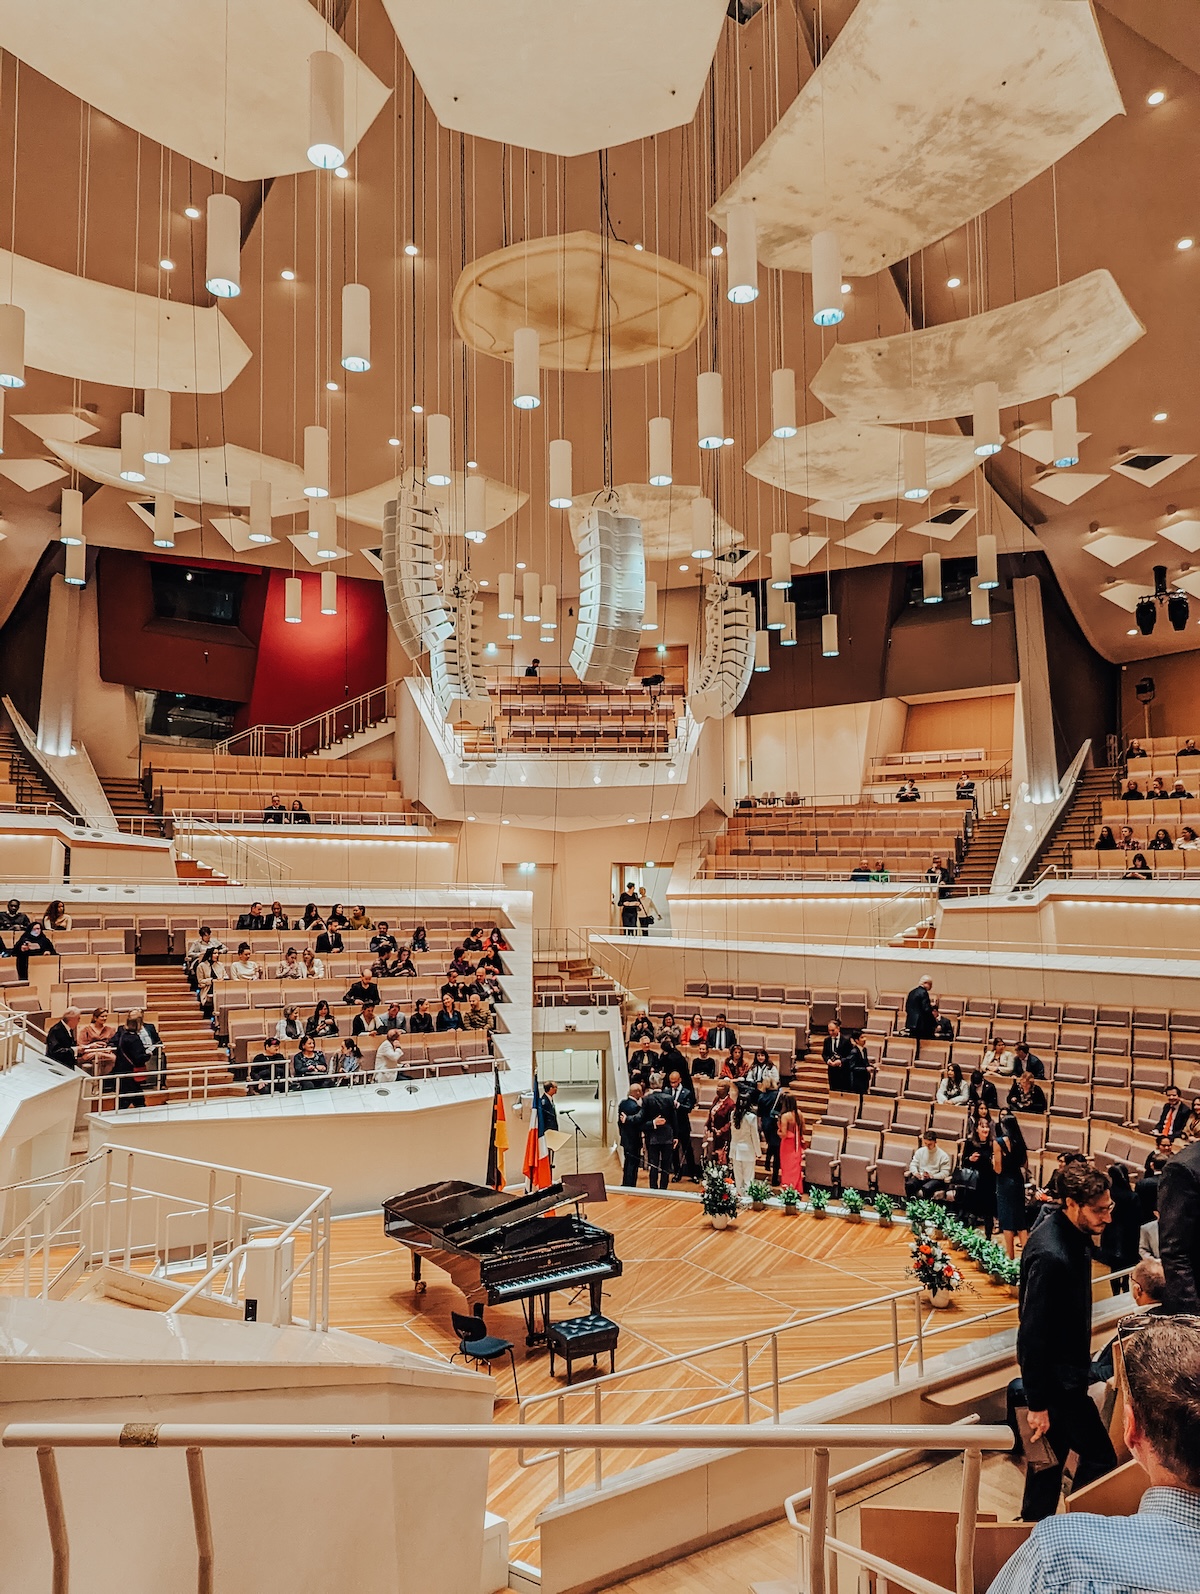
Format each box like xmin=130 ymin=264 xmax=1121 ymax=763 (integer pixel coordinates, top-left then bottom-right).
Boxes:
xmin=547 ymin=1314 xmax=620 ymax=1385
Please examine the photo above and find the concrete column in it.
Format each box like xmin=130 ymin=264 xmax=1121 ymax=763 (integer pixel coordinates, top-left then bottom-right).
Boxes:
xmin=1011 ymin=575 xmax=1059 ymax=804
xmin=36 ymin=575 xmax=80 ymax=758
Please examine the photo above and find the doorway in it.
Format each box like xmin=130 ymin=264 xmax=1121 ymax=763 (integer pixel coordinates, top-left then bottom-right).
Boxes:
xmin=610 ymin=862 xmax=672 ymax=934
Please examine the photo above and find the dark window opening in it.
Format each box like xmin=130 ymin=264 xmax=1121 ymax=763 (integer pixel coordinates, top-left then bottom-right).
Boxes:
xmin=150 ymin=564 xmax=247 ymax=627
xmin=146 ymin=692 xmax=240 ymax=742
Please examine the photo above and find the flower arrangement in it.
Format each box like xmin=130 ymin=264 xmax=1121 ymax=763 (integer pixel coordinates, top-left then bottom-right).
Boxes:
xmin=873 ymin=1193 xmax=895 ymax=1225
xmin=700 ymin=1162 xmax=739 ymax=1221
xmin=805 ymin=1186 xmax=827 ymax=1213
xmin=842 ymin=1187 xmax=865 ymax=1218
xmin=908 ymin=1234 xmax=964 ymax=1296
xmin=747 ymin=1179 xmax=772 ymax=1210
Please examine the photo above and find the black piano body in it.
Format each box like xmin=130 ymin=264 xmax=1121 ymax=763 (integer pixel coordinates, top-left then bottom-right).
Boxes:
xmin=383 ymin=1179 xmax=621 ymax=1343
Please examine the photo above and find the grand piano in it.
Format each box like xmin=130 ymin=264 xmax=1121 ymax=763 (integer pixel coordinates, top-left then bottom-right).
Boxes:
xmin=383 ymin=1179 xmax=621 ymax=1344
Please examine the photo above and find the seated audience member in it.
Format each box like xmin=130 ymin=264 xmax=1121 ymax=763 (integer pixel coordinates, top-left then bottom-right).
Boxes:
xmin=1182 ymin=1096 xmax=1200 ymax=1145
xmin=937 ymin=1061 xmax=970 ymax=1105
xmin=629 ymin=1010 xmax=656 ymax=1044
xmin=477 ymin=968 xmax=503 ymax=1005
xmin=462 ymin=927 xmax=484 ymax=952
xmin=249 ymin=1035 xmax=288 ymax=1095
xmin=465 ymin=992 xmax=493 ymax=1032
xmin=896 ymin=780 xmax=919 ymax=803
xmin=393 ymin=946 xmax=417 ymax=976
xmin=276 ymin=947 xmax=305 ymax=979
xmin=477 ymin=942 xmax=503 ymax=974
xmin=301 ymin=903 xmax=322 ymax=929
xmin=1125 ymin=738 xmax=1147 ymax=758
xmin=1178 ymin=826 xmax=1200 ymax=851
xmin=301 ymin=947 xmax=325 ymax=978
xmin=683 ymin=1012 xmax=708 ymax=1045
xmin=332 ymin=1037 xmax=364 ymax=1084
xmin=326 ymin=904 xmax=350 ymax=930
xmin=343 ymin=969 xmax=381 ymax=1008
xmin=1096 ymin=825 xmax=1118 ymax=851
xmin=231 ymin=943 xmax=261 ymax=981
xmin=1124 ymin=850 xmax=1153 ymax=880
xmin=0 ymin=898 xmax=30 ymax=935
xmin=370 ymin=923 xmax=398 ymax=957
xmin=1150 ymin=827 xmax=1175 ymax=851
xmin=262 ymin=796 xmax=286 ymax=823
xmin=1088 ymin=1259 xmax=1167 ymax=1384
xmin=374 ymin=1030 xmax=407 ymax=1082
xmin=720 ymin=1044 xmax=749 ymax=1080
xmin=1179 ymin=737 xmax=1200 ymax=759
xmin=12 ymin=918 xmax=55 ymax=980
xmin=290 ymin=1037 xmax=331 ymax=1090
xmin=349 ymin=905 xmax=374 ymax=930
xmin=1149 ymin=776 xmax=1170 ymax=799
xmin=690 ymin=1043 xmax=716 ymax=1078
xmin=705 ymin=1012 xmax=735 ymax=1052
xmin=195 ymin=951 xmax=228 ymax=1014
xmin=906 ymin=1132 xmax=952 ymax=1199
xmin=436 ymin=994 xmax=464 ymax=1031
xmin=1013 ymin=1041 xmax=1046 ymax=1079
xmin=850 ymin=861 xmax=872 ymax=880
xmin=448 ymin=945 xmax=473 ymax=978
xmin=382 ymin=1001 xmax=406 ymax=1033
xmin=1172 ymin=780 xmax=1195 ymax=801
xmin=78 ymin=1006 xmax=118 ymax=1075
xmin=933 ymin=1006 xmax=956 ymax=1040
xmin=487 ymin=927 xmax=509 ymax=952
xmin=410 ymin=925 xmax=429 ymax=952
xmin=276 ymin=1006 xmax=304 ymax=1044
xmin=1156 ymin=1087 xmax=1189 ymax=1140
xmin=409 ymin=998 xmax=434 ymax=1034
xmin=46 ymin=1006 xmax=82 ymax=1068
xmin=288 ymin=799 xmax=310 ymax=824
xmin=1122 ymin=779 xmax=1146 ymax=800
xmin=956 ymin=773 xmax=976 ymax=803
xmin=968 ymin=1068 xmax=999 ymax=1115
xmin=185 ymin=926 xmax=224 ymax=981
xmin=305 ymin=1000 xmax=339 ymax=1041
xmin=628 ymin=1042 xmax=660 ymax=1079
xmin=657 ymin=1011 xmax=682 ymax=1047
xmin=1008 ymin=1068 xmax=1048 ymax=1115
xmin=989 ymin=1314 xmax=1200 ymax=1594
xmin=440 ymin=974 xmax=469 ymax=1004
xmin=352 ymin=1003 xmax=386 ymax=1037
xmin=236 ymin=902 xmax=266 ymax=930
xmin=1119 ymin=825 xmax=1138 ymax=850
xmin=264 ymin=902 xmax=290 ymax=929
xmin=44 ymin=899 xmax=72 ymax=932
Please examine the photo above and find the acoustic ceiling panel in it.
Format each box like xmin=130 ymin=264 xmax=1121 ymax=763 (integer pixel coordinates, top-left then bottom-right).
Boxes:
xmin=1029 ymin=471 xmax=1109 ymax=505
xmin=47 ymin=441 xmax=304 ymax=507
xmin=711 ymin=0 xmax=1122 ymax=275
xmin=0 ymin=459 xmax=66 ymax=491
xmin=810 ymin=271 xmax=1143 ymax=426
xmin=0 ymin=0 xmax=389 ymax=179
xmin=382 ymin=0 xmax=727 ymax=156
xmin=746 ymin=419 xmax=978 ymax=505
xmin=338 ymin=469 xmax=526 ymax=534
xmin=837 ymin=519 xmax=900 ymax=555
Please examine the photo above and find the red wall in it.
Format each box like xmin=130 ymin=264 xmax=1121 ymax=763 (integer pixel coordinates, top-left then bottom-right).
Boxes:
xmin=237 ymin=570 xmax=388 ymax=730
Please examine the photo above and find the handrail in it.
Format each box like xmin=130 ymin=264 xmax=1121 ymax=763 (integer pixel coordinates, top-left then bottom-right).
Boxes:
xmin=2 ymin=1420 xmax=1011 ymax=1594
xmin=172 ymin=807 xmax=424 ymax=831
xmin=216 ymin=680 xmax=401 ymax=760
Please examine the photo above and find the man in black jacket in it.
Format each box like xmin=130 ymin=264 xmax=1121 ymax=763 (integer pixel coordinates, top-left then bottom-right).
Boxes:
xmin=45 ymin=1006 xmax=81 ymax=1068
xmin=617 ymin=1083 xmax=644 ymax=1187
xmin=1016 ymin=1162 xmax=1118 ymax=1519
xmin=1158 ymin=1139 xmax=1200 ymax=1312
xmin=667 ymin=1069 xmax=697 ymax=1180
xmin=236 ymin=902 xmax=267 ymax=931
xmin=640 ymin=1085 xmax=676 ymax=1191
xmin=707 ymin=1014 xmax=737 ymax=1051
xmin=904 ymin=976 xmax=936 ymax=1044
xmin=1156 ymin=1087 xmax=1190 ymax=1141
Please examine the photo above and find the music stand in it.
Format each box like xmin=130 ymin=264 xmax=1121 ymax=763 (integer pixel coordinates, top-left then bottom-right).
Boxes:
xmin=560 ymin=1172 xmax=607 ymax=1208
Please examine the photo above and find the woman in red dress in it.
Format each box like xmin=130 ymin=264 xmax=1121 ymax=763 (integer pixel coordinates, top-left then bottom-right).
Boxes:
xmin=778 ymin=1090 xmax=805 ymax=1193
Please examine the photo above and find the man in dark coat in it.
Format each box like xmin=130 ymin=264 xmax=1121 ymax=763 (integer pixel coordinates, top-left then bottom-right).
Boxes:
xmin=640 ymin=1084 xmax=676 ymax=1191
xmin=617 ymin=1083 xmax=644 ymax=1187
xmin=904 ymin=976 xmax=937 ymax=1045
xmin=1158 ymin=1139 xmax=1200 ymax=1313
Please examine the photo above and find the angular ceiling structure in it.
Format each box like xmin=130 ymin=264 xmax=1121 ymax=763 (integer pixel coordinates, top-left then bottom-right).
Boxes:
xmin=745 ymin=419 xmax=979 ymax=505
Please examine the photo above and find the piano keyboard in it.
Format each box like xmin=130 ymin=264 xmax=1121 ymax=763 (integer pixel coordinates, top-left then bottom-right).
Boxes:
xmin=491 ymin=1261 xmax=620 ymax=1300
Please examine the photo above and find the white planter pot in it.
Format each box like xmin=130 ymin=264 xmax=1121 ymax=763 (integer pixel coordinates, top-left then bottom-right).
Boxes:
xmin=709 ymin=1213 xmax=731 ymax=1230
xmin=923 ymin=1286 xmax=955 ymax=1309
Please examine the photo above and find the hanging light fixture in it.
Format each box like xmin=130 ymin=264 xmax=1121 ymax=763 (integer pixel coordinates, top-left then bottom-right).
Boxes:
xmin=311 ymin=496 xmax=338 ymax=559
xmin=152 ymin=493 xmax=176 ymax=548
xmin=648 ymin=416 xmax=672 ymax=485
xmin=321 ymin=570 xmax=338 ymax=615
xmin=903 ymin=431 xmax=930 ymax=500
xmin=497 ymin=572 xmax=516 ymax=620
xmin=922 ymin=550 xmax=943 ymax=603
xmin=697 ymin=371 xmax=724 ymax=450
xmin=142 ymin=388 xmax=172 ymax=464
xmin=0 ymin=304 xmax=25 ymax=388
xmin=691 ymin=495 xmax=714 ymax=558
xmin=59 ymin=488 xmax=83 ymax=545
xmin=972 ymin=381 xmax=1003 ymax=457
xmin=307 ymin=50 xmax=346 ymax=170
xmin=512 ymin=327 xmax=540 ymax=409
xmin=781 ymin=600 xmax=798 ymax=646
xmin=770 ymin=530 xmax=792 ymax=589
xmin=64 ymin=540 xmax=86 ymax=586
xmin=549 ymin=439 xmax=573 ymax=509
xmin=426 ymin=413 xmax=452 ymax=486
xmin=522 ymin=570 xmax=541 ymax=622
xmin=540 ymin=583 xmax=557 ymax=630
xmin=0 ymin=388 xmax=5 ymax=451
xmin=340 ymin=283 xmax=371 ymax=372
xmin=753 ymin=628 xmax=771 ymax=671
xmin=464 ymin=474 xmax=487 ymax=543
xmin=284 ymin=576 xmax=303 ymax=623
xmin=970 ymin=576 xmax=991 ymax=625
xmin=724 ymin=204 xmax=758 ymax=304
xmin=119 ymin=413 xmax=147 ymax=482
xmin=811 ymin=231 xmax=845 ymax=326
xmin=303 ymin=425 xmax=329 ymax=498
xmin=766 ymin=580 xmax=786 ymax=631
xmin=205 ymin=192 xmax=241 ymax=298
xmin=821 ymin=611 xmax=840 ymax=657
xmin=248 ymin=480 xmax=273 ymax=543
xmin=641 ymin=579 xmax=658 ymax=631
xmin=506 ymin=612 xmax=523 ymax=643
xmin=976 ymin=532 xmax=999 ymax=589
xmin=771 ymin=368 xmax=797 ymax=438
xmin=1051 ymin=395 xmax=1079 ymax=468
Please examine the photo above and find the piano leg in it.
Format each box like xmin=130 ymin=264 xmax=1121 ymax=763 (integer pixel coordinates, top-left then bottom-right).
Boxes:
xmin=412 ymin=1254 xmax=426 ymax=1294
xmin=589 ymin=1280 xmax=603 ymax=1315
xmin=520 ymin=1294 xmax=540 ymax=1347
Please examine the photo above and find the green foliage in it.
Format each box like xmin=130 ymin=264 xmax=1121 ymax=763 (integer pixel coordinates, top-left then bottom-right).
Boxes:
xmin=805 ymin=1186 xmax=827 ymax=1211
xmin=700 ymin=1161 xmax=739 ymax=1219
xmin=841 ymin=1187 xmax=866 ymax=1215
xmin=873 ymin=1193 xmax=895 ymax=1222
xmin=746 ymin=1180 xmax=772 ymax=1205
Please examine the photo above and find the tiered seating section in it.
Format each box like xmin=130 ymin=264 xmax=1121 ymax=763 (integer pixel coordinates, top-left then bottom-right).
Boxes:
xmin=536 ymin=960 xmax=622 ymax=1007
xmin=491 ymin=680 xmax=683 ymax=757
xmin=146 ymin=754 xmax=418 ymax=827
xmin=864 ymin=746 xmax=1000 ymax=789
xmin=701 ymin=801 xmax=973 ymax=880
xmin=637 ymin=981 xmax=815 ymax=1078
xmin=1 ymin=923 xmax=147 ymax=1022
xmin=1072 ymin=774 xmax=1200 ymax=876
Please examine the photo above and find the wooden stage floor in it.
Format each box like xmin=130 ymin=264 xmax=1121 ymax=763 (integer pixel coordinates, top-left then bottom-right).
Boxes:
xmin=327 ymin=1193 xmax=1015 ymax=1566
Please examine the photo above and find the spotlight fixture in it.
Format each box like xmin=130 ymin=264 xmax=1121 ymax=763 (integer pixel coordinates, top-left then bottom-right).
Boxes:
xmin=710 ymin=244 xmax=724 ymax=257
xmin=724 ymin=204 xmax=758 ymax=303
xmin=697 ymin=371 xmax=724 ymax=449
xmin=205 ymin=192 xmax=241 ymax=298
xmin=902 ymin=431 xmax=929 ymax=500
xmin=946 ymin=276 xmax=961 ymax=289
xmin=404 ymin=243 xmax=419 ymax=256
xmin=1153 ymin=412 xmax=1168 ymax=423
xmin=512 ymin=326 xmax=541 ymax=409
xmin=1134 ymin=568 xmax=1190 ymax=634
xmin=810 ymin=230 xmax=844 ymax=326
xmin=334 ymin=166 xmax=349 ymax=180
xmin=1135 ymin=596 xmax=1157 ymax=636
xmin=771 ymin=368 xmax=797 ymax=438
xmin=1177 ymin=237 xmax=1194 ymax=251
xmin=648 ymin=416 xmax=672 ymax=485
xmin=1147 ymin=90 xmax=1166 ymax=106
xmin=307 ymin=50 xmax=346 ymax=170
xmin=1168 ymin=592 xmax=1190 ymax=631
xmin=184 ymin=205 xmax=201 ymax=220
xmin=1050 ymin=395 xmax=1079 ymax=468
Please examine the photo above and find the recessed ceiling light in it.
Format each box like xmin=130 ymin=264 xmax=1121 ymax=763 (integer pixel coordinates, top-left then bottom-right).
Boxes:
xmin=626 ymin=817 xmax=636 ymax=823
xmin=404 ymin=243 xmax=419 ymax=256
xmin=280 ymin=269 xmax=296 ymax=281
xmin=516 ymin=561 xmax=526 ymax=570
xmin=593 ymin=775 xmax=601 ymax=784
xmin=501 ymin=819 xmax=509 ymax=825
xmin=1147 ymin=90 xmax=1166 ymax=106
xmin=1127 ymin=627 xmax=1139 ymax=635
xmin=434 ymin=562 xmax=443 ymax=571
xmin=388 ymin=436 xmax=400 ymax=446
xmin=1178 ymin=237 xmax=1194 ymax=250
xmin=159 ymin=258 xmax=174 ymax=271
xmin=840 ymin=282 xmax=852 ymax=294
xmin=479 ymin=579 xmax=489 ymax=586
xmin=334 ymin=166 xmax=350 ymax=179
xmin=679 ymin=562 xmax=689 ymax=571
xmin=325 ymin=380 xmax=339 ymax=391
xmin=1154 ymin=412 xmax=1169 ymax=423
xmin=723 ymin=436 xmax=734 ymax=446
xmin=467 ymin=459 xmax=477 ymax=469
xmin=710 ymin=244 xmax=724 ymax=257
xmin=633 ymin=242 xmax=644 ymax=251
xmin=184 ymin=205 xmax=201 ymax=219
xmin=411 ymin=403 xmax=423 ymax=413
xmin=946 ymin=276 xmax=961 ymax=288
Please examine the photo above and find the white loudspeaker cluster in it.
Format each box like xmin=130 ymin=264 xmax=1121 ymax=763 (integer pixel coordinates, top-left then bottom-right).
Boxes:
xmin=569 ymin=507 xmax=646 ymax=688
xmin=687 ymin=578 xmax=756 ymax=723
xmin=430 ymin=564 xmax=492 ymax=727
xmin=381 ymin=493 xmax=453 ymax=660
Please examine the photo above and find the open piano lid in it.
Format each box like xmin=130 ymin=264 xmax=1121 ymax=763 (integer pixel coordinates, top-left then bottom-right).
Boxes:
xmin=383 ymin=1178 xmax=567 ymax=1240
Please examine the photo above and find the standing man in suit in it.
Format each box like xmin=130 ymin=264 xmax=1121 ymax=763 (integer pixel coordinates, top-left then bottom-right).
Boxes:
xmin=1157 ymin=1086 xmax=1190 ymax=1141
xmin=617 ymin=1083 xmax=644 ymax=1187
xmin=1158 ymin=1138 xmax=1200 ymax=1312
xmin=640 ymin=1082 xmax=676 ymax=1191
xmin=822 ymin=1019 xmax=854 ymax=1092
xmin=904 ymin=976 xmax=937 ymax=1047
xmin=667 ymin=1068 xmax=697 ymax=1181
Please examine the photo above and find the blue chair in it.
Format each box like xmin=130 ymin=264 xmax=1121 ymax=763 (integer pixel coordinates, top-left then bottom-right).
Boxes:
xmin=450 ymin=1308 xmax=520 ymax=1398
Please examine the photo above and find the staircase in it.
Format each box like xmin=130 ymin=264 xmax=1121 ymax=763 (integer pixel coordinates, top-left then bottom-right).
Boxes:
xmin=140 ymin=964 xmax=238 ymax=1101
xmin=0 ymin=726 xmax=65 ymax=811
xmin=789 ymin=1051 xmax=828 ymax=1128
xmin=99 ymin=775 xmax=167 ymax=837
xmin=946 ymin=813 xmax=1010 ymax=895
xmin=1024 ymin=765 xmax=1116 ymax=881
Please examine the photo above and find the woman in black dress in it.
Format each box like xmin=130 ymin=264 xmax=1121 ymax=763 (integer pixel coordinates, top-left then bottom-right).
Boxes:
xmin=992 ymin=1113 xmax=1029 ymax=1259
xmin=1100 ymin=1162 xmax=1142 ymax=1294
xmin=959 ymin=1119 xmax=997 ymax=1238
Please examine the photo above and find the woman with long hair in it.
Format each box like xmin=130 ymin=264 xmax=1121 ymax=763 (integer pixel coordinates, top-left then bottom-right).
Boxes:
xmin=959 ymin=1117 xmax=997 ymax=1238
xmin=1182 ymin=1095 xmax=1200 ymax=1144
xmin=992 ymin=1113 xmax=1029 ymax=1259
xmin=729 ymin=1087 xmax=762 ymax=1200
xmin=683 ymin=1012 xmax=707 ymax=1046
xmin=305 ymin=1000 xmax=339 ymax=1040
xmin=112 ymin=1013 xmax=149 ymax=1110
xmin=301 ymin=902 xmax=321 ymax=928
xmin=936 ymin=1061 xmax=969 ymax=1105
xmin=721 ymin=1043 xmax=747 ymax=1079
xmin=1100 ymin=1163 xmax=1142 ymax=1294
xmin=44 ymin=899 xmax=72 ymax=931
xmin=777 ymin=1091 xmax=805 ymax=1193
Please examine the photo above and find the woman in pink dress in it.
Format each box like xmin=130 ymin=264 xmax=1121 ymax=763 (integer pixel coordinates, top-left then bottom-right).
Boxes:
xmin=778 ymin=1091 xmax=805 ymax=1193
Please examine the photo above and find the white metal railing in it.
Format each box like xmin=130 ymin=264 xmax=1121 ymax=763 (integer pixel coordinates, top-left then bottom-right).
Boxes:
xmin=1 ymin=1419 xmax=1011 ymax=1594
xmin=216 ymin=681 xmax=399 ymax=760
xmin=0 ymin=1144 xmax=332 ymax=1331
xmin=0 ymin=1000 xmax=32 ymax=1073
xmin=173 ymin=816 xmax=294 ymax=888
xmin=172 ymin=807 xmax=423 ymax=830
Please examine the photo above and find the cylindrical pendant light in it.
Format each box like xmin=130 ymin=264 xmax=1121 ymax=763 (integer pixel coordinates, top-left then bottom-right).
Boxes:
xmin=770 ymin=530 xmax=792 ymax=589
xmin=549 ymin=438 xmax=573 ymax=508
xmin=811 ymin=230 xmax=845 ymax=326
xmin=340 ymin=283 xmax=371 ymax=372
xmin=426 ymin=413 xmax=452 ymax=486
xmin=522 ymin=570 xmax=541 ymax=622
xmin=697 ymin=371 xmax=724 ymax=450
xmin=648 ymin=416 xmax=672 ymax=486
xmin=0 ymin=304 xmax=25 ymax=388
xmin=976 ymin=531 xmax=999 ymax=590
xmin=248 ymin=479 xmax=274 ymax=543
xmin=724 ymin=204 xmax=758 ymax=304
xmin=64 ymin=539 xmax=86 ymax=586
xmin=465 ymin=473 xmax=487 ymax=543
xmin=59 ymin=487 xmax=83 ymax=545
xmin=771 ymin=368 xmax=797 ymax=438
xmin=497 ymin=571 xmax=516 ymax=620
xmin=903 ymin=431 xmax=929 ymax=500
xmin=540 ymin=583 xmax=557 ymax=630
xmin=972 ymin=380 xmax=1002 ymax=457
xmin=512 ymin=327 xmax=540 ymax=410
xmin=506 ymin=613 xmax=523 ymax=642
xmin=753 ymin=628 xmax=771 ymax=672
xmin=205 ymin=192 xmax=241 ymax=298
xmin=641 ymin=579 xmax=658 ymax=631
xmin=311 ymin=496 xmax=338 ymax=558
xmin=284 ymin=576 xmax=303 ymax=624
xmin=922 ymin=550 xmax=943 ymax=604
xmin=119 ymin=413 xmax=147 ymax=482
xmin=1051 ymin=395 xmax=1079 ymax=468
xmin=766 ymin=580 xmax=786 ymax=631
xmin=821 ymin=611 xmax=840 ymax=657
xmin=307 ymin=50 xmax=346 ymax=170
xmin=142 ymin=388 xmax=172 ymax=464
xmin=152 ymin=493 xmax=176 ymax=548
xmin=970 ymin=576 xmax=991 ymax=625
xmin=781 ymin=600 xmax=798 ymax=646
xmin=303 ymin=424 xmax=329 ymax=497
xmin=691 ymin=495 xmax=714 ymax=558
xmin=321 ymin=570 xmax=338 ymax=615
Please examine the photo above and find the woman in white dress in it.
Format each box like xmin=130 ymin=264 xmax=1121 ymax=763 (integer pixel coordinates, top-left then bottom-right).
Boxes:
xmin=729 ymin=1089 xmax=762 ymax=1200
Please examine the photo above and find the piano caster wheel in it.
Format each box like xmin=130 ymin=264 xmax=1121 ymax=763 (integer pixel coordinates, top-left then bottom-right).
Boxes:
xmin=415 ymin=1281 xmax=427 ymax=1295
